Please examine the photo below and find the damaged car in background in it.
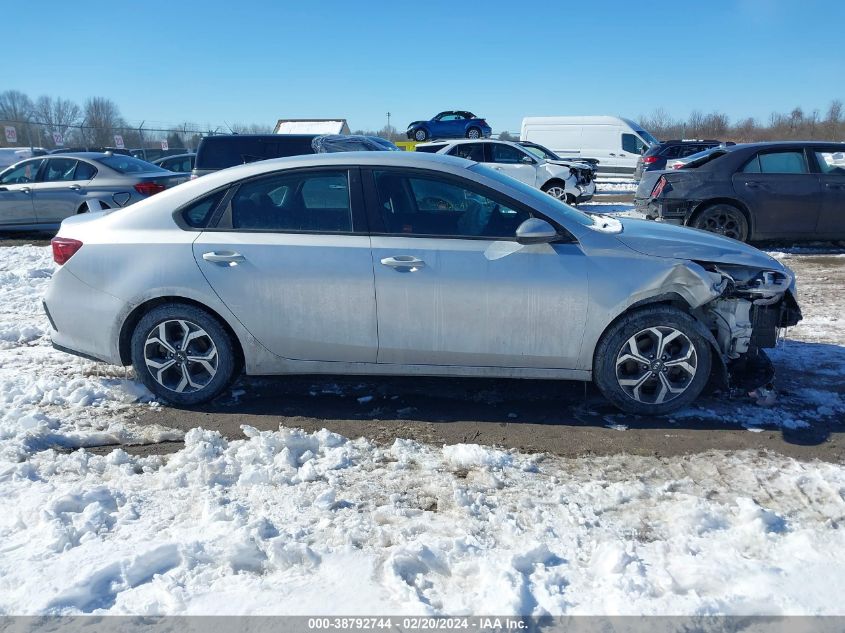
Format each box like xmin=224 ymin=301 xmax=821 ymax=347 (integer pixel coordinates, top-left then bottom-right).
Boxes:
xmin=44 ymin=152 xmax=800 ymax=416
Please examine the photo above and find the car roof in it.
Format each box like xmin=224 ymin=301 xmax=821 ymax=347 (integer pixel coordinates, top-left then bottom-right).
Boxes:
xmin=155 ymin=152 xmax=196 ymax=160
xmin=724 ymin=141 xmax=845 ymax=151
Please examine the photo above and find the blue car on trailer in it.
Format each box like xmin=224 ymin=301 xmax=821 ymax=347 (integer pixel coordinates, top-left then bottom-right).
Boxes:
xmin=406 ymin=111 xmax=492 ymax=142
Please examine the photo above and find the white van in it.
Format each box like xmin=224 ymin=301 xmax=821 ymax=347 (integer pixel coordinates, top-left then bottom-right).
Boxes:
xmin=0 ymin=147 xmax=47 ymax=169
xmin=520 ymin=116 xmax=658 ymax=177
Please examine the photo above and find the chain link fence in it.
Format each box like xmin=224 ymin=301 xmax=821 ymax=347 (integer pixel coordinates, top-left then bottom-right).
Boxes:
xmin=0 ymin=119 xmax=221 ymax=153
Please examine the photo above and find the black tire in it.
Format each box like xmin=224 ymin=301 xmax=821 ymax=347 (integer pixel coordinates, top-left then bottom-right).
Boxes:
xmin=593 ymin=306 xmax=712 ymax=416
xmin=413 ymin=128 xmax=428 ymax=142
xmin=466 ymin=127 xmax=481 ymax=139
xmin=690 ymin=204 xmax=749 ymax=242
xmin=130 ymin=303 xmax=237 ymax=406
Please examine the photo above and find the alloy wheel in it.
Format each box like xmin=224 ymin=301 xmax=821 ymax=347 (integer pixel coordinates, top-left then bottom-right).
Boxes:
xmin=143 ymin=319 xmax=219 ymax=393
xmin=414 ymin=129 xmax=426 ymax=141
xmin=696 ymin=208 xmax=744 ymax=240
xmin=545 ymin=186 xmax=567 ymax=200
xmin=615 ymin=326 xmax=697 ymax=405
xmin=467 ymin=128 xmax=480 ymax=139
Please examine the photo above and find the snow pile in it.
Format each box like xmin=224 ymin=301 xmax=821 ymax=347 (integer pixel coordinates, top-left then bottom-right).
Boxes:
xmin=0 ymin=246 xmax=181 ymax=458
xmin=1 ymin=429 xmax=844 ymax=615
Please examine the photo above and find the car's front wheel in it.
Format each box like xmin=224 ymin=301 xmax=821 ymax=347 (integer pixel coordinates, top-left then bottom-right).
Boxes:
xmin=593 ymin=306 xmax=712 ymax=416
xmin=690 ymin=204 xmax=749 ymax=242
xmin=130 ymin=303 xmax=237 ymax=406
xmin=413 ymin=128 xmax=428 ymax=142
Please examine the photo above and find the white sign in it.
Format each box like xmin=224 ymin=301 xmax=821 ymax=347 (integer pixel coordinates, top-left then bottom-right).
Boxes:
xmin=160 ymin=139 xmax=169 ymax=151
xmin=52 ymin=132 xmax=64 ymax=146
xmin=4 ymin=126 xmax=17 ymax=144
xmin=113 ymin=134 xmax=125 ymax=149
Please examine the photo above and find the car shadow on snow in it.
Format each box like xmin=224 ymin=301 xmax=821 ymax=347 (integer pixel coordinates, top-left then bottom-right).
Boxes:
xmin=129 ymin=339 xmax=844 ymax=458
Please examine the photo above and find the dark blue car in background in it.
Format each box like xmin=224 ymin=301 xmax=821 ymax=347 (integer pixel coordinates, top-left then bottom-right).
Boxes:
xmin=406 ymin=111 xmax=492 ymax=141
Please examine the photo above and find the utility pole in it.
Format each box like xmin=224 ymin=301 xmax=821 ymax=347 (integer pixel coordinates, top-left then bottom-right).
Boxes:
xmin=386 ymin=112 xmax=391 ymax=138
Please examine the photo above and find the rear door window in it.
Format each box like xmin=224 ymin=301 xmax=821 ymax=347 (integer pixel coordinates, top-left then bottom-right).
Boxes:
xmin=743 ymin=151 xmax=808 ymax=174
xmin=43 ymin=158 xmax=78 ymax=182
xmin=228 ymin=170 xmax=352 ymax=232
xmin=448 ymin=143 xmax=484 ymax=162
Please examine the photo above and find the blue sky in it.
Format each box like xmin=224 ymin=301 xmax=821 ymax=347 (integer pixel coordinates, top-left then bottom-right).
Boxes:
xmin=6 ymin=0 xmax=844 ymax=134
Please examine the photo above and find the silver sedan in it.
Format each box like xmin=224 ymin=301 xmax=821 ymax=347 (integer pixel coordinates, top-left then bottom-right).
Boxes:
xmin=0 ymin=152 xmax=188 ymax=231
xmin=44 ymin=152 xmax=801 ymax=415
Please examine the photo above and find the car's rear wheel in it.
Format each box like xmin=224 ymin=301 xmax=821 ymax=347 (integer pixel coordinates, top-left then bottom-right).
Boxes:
xmin=413 ymin=128 xmax=428 ymax=142
xmin=690 ymin=204 xmax=749 ymax=242
xmin=130 ymin=303 xmax=236 ymax=406
xmin=466 ymin=127 xmax=481 ymax=139
xmin=593 ymin=306 xmax=712 ymax=416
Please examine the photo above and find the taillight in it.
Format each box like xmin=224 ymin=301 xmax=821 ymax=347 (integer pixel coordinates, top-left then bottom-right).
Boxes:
xmin=651 ymin=176 xmax=668 ymax=198
xmin=672 ymin=162 xmax=684 ymax=169
xmin=52 ymin=237 xmax=83 ymax=265
xmin=642 ymin=156 xmax=659 ymax=164
xmin=134 ymin=182 xmax=167 ymax=196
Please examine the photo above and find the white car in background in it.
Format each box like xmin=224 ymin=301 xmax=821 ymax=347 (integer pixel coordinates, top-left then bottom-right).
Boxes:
xmin=416 ymin=139 xmax=596 ymax=204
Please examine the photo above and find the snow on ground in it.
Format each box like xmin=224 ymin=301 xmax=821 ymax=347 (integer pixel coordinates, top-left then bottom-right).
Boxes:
xmin=0 ymin=245 xmax=844 ymax=616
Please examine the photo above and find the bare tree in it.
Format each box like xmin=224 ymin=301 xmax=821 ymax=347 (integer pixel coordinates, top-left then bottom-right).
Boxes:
xmin=84 ymin=97 xmax=125 ymax=146
xmin=0 ymin=90 xmax=35 ymax=146
xmin=33 ymin=96 xmax=82 ymax=147
xmin=498 ymin=130 xmax=516 ymax=141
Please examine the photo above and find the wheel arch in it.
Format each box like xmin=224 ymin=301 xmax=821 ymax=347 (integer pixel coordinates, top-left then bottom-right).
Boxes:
xmin=118 ymin=296 xmax=245 ymax=372
xmin=593 ymin=294 xmax=727 ymax=387
xmin=688 ymin=198 xmax=754 ymax=238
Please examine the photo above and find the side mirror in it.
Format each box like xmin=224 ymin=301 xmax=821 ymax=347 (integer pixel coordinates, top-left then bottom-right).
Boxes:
xmin=515 ymin=218 xmax=559 ymax=244
xmin=520 ymin=156 xmax=535 ymax=165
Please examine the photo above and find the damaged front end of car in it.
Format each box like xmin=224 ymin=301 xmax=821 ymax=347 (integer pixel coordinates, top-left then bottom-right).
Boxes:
xmin=694 ymin=262 xmax=802 ymax=394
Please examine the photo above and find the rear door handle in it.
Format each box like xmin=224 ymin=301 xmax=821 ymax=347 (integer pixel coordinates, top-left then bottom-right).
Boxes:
xmin=202 ymin=251 xmax=245 ymax=265
xmin=20 ymin=186 xmax=30 ymax=194
xmin=826 ymin=183 xmax=845 ymax=190
xmin=380 ymin=256 xmax=425 ymax=271
xmin=745 ymin=181 xmax=761 ymax=188
xmin=68 ymin=184 xmax=81 ymax=191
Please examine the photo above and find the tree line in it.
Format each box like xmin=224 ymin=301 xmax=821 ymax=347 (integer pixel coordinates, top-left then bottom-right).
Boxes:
xmin=0 ymin=90 xmax=270 ymax=150
xmin=636 ymin=101 xmax=844 ymax=143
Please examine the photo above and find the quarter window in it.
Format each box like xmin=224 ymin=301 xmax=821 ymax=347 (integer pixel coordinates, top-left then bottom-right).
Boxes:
xmin=181 ymin=190 xmax=226 ymax=228
xmin=74 ymin=161 xmax=97 ymax=180
xmin=372 ymin=170 xmax=530 ymax=239
xmin=743 ymin=151 xmax=808 ymax=174
xmin=230 ymin=170 xmax=352 ymax=232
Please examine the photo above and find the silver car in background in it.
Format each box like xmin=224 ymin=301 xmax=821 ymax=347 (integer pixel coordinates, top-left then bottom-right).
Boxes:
xmin=0 ymin=152 xmax=188 ymax=231
xmin=45 ymin=152 xmax=801 ymax=416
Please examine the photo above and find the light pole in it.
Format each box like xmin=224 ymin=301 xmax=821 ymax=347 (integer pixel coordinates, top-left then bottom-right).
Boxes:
xmin=386 ymin=112 xmax=391 ymax=139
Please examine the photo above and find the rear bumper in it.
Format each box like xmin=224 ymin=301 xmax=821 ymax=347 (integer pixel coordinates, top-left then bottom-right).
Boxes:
xmin=44 ymin=265 xmax=125 ymax=366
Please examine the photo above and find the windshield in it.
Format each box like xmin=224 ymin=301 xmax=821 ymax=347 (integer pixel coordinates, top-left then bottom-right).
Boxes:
xmin=469 ymin=163 xmax=595 ymax=228
xmin=95 ymin=154 xmax=167 ymax=174
xmin=521 ymin=143 xmax=559 ymax=161
xmin=636 ymin=129 xmax=659 ymax=146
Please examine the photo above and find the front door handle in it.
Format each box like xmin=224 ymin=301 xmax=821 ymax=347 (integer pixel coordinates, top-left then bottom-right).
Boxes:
xmin=609 ymin=153 xmax=616 ymax=157
xmin=745 ymin=181 xmax=761 ymax=188
xmin=826 ymin=183 xmax=845 ymax=190
xmin=380 ymin=255 xmax=425 ymax=271
xmin=68 ymin=184 xmax=81 ymax=191
xmin=20 ymin=186 xmax=30 ymax=194
xmin=202 ymin=251 xmax=245 ymax=265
